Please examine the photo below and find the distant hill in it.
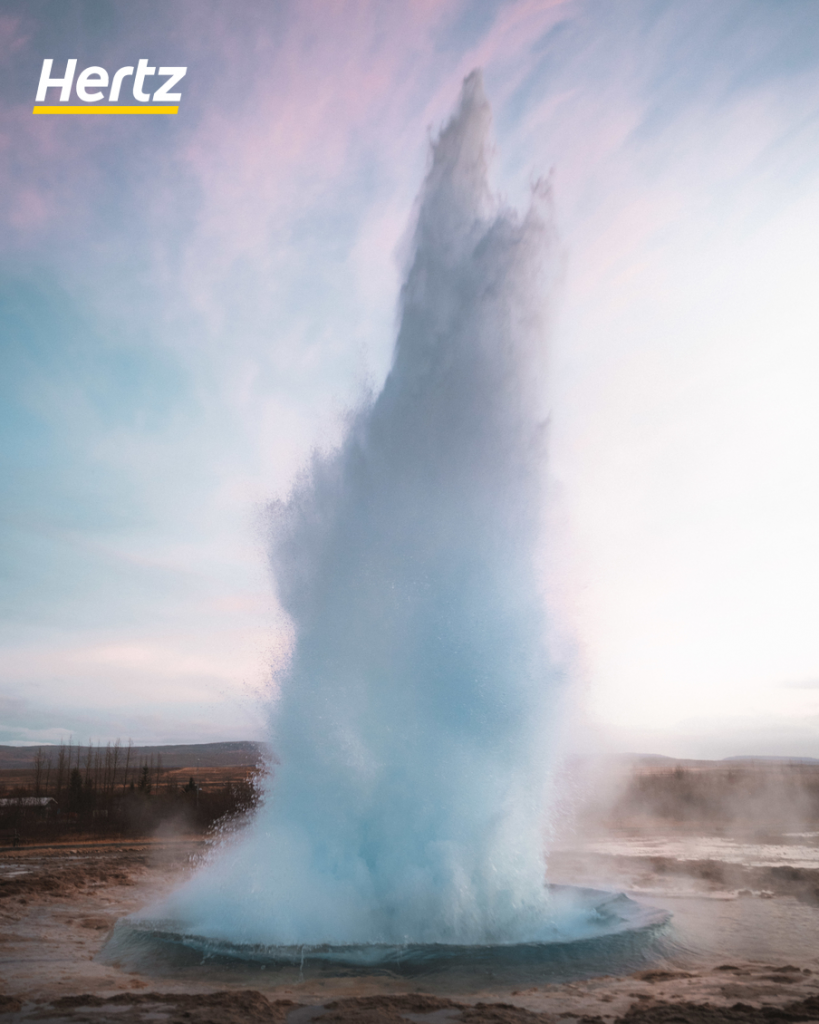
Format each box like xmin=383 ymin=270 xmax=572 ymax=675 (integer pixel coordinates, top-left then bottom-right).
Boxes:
xmin=723 ymin=754 xmax=819 ymax=764
xmin=0 ymin=741 xmax=269 ymax=772
xmin=3 ymin=743 xmax=815 ymax=773
xmin=625 ymin=754 xmax=819 ymax=768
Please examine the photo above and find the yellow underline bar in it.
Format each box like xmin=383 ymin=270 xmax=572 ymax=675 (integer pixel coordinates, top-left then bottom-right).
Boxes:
xmin=32 ymin=105 xmax=179 ymax=115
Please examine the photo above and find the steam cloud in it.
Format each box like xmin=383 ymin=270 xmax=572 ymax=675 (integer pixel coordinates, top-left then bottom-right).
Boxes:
xmin=157 ymin=71 xmax=564 ymax=946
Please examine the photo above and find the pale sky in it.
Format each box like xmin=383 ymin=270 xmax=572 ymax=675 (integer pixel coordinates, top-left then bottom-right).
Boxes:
xmin=2 ymin=0 xmax=819 ymax=758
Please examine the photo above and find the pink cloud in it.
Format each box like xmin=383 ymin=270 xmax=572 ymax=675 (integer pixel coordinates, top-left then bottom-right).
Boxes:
xmin=0 ymin=13 xmax=29 ymax=59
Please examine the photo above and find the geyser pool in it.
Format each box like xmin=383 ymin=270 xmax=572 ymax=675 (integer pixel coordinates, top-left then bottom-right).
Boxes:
xmin=122 ymin=71 xmax=667 ymax=959
xmin=105 ymin=887 xmax=671 ymax=986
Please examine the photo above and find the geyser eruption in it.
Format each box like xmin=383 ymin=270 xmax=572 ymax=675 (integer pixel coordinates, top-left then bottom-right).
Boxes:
xmin=157 ymin=71 xmax=567 ymax=948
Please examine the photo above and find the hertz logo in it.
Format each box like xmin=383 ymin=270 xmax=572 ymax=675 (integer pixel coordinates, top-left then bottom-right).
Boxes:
xmin=33 ymin=59 xmax=186 ymax=114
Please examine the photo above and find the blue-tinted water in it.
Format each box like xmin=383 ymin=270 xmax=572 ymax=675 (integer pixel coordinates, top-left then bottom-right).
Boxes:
xmin=139 ymin=71 xmax=571 ymax=954
xmin=102 ymin=886 xmax=673 ymax=989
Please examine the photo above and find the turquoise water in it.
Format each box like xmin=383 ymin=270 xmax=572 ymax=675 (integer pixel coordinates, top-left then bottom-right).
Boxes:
xmin=145 ymin=73 xmax=569 ymax=952
xmin=101 ymin=885 xmax=673 ymax=988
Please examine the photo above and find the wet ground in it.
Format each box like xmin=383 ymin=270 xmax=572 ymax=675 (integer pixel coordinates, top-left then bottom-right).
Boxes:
xmin=1 ymin=830 xmax=818 ymax=1023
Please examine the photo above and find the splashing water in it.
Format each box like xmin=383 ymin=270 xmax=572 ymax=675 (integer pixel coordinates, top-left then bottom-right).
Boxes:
xmin=152 ymin=71 xmax=570 ymax=949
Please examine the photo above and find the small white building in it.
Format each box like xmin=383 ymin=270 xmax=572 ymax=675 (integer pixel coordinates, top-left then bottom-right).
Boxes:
xmin=0 ymin=797 xmax=57 ymax=811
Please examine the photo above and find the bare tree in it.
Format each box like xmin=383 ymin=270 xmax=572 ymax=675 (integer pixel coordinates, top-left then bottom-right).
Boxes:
xmin=55 ymin=742 xmax=67 ymax=801
xmin=83 ymin=743 xmax=94 ymax=788
xmin=110 ymin=740 xmax=121 ymax=800
xmin=123 ymin=740 xmax=133 ymax=791
xmin=33 ymin=747 xmax=45 ymax=797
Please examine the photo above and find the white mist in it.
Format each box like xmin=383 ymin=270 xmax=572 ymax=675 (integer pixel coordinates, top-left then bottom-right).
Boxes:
xmin=155 ymin=71 xmax=565 ymax=947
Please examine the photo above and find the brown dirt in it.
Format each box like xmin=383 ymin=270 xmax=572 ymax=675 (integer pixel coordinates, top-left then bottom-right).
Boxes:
xmin=40 ymin=989 xmax=298 ymax=1023
xmin=2 ymin=838 xmax=819 ymax=1024
xmin=616 ymin=994 xmax=819 ymax=1024
xmin=12 ymin=991 xmax=819 ymax=1024
xmin=0 ymin=853 xmax=139 ymax=900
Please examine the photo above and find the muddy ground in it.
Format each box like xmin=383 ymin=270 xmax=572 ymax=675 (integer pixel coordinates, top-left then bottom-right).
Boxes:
xmin=1 ymin=833 xmax=818 ymax=1024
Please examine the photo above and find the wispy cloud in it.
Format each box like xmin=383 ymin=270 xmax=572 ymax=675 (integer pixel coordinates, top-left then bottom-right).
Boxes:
xmin=3 ymin=0 xmax=819 ymax=752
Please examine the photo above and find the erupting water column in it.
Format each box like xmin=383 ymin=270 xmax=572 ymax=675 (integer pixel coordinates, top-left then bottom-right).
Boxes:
xmin=158 ymin=71 xmax=565 ymax=948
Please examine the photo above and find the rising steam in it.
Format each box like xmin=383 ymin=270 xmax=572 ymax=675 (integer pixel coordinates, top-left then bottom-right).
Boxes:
xmin=155 ymin=71 xmax=565 ymax=946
